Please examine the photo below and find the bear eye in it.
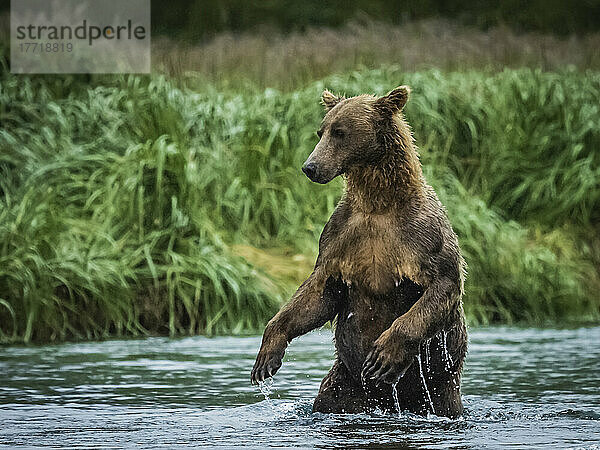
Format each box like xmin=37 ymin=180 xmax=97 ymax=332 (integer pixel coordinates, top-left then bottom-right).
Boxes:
xmin=316 ymin=129 xmax=323 ymax=138
xmin=332 ymin=128 xmax=345 ymax=138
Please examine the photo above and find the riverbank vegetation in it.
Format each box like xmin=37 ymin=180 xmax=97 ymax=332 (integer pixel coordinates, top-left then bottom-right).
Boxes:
xmin=1 ymin=23 xmax=599 ymax=343
xmin=154 ymin=19 xmax=600 ymax=89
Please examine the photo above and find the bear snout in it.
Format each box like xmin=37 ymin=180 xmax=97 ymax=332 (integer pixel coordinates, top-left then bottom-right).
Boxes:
xmin=302 ymin=162 xmax=319 ymax=181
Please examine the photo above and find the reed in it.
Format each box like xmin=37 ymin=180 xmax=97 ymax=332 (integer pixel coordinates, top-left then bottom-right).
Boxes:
xmin=154 ymin=20 xmax=600 ymax=90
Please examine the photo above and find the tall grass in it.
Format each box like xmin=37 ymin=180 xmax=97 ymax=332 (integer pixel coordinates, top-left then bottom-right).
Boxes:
xmin=1 ymin=66 xmax=599 ymax=343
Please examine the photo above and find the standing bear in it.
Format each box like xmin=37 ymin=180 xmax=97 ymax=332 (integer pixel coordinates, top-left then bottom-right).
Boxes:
xmin=251 ymin=86 xmax=467 ymax=418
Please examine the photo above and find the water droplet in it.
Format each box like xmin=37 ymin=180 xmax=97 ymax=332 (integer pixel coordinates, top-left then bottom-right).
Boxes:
xmin=416 ymin=353 xmax=435 ymax=415
xmin=258 ymin=379 xmax=276 ymax=411
xmin=392 ymin=381 xmax=401 ymax=416
xmin=442 ymin=330 xmax=453 ymax=371
xmin=424 ymin=339 xmax=431 ymax=375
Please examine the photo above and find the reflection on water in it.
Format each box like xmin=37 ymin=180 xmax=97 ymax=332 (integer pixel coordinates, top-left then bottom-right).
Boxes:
xmin=1 ymin=327 xmax=599 ymax=448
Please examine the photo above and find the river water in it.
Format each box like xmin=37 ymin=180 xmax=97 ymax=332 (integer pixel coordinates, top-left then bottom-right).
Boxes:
xmin=1 ymin=327 xmax=599 ymax=449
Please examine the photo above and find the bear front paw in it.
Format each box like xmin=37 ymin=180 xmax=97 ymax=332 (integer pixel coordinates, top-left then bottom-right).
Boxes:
xmin=361 ymin=330 xmax=416 ymax=385
xmin=251 ymin=335 xmax=287 ymax=385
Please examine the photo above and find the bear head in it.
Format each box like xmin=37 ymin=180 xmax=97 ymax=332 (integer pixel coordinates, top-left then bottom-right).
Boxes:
xmin=302 ymin=85 xmax=410 ymax=184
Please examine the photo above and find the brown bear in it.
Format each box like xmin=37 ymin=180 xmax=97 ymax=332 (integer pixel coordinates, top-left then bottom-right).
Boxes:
xmin=251 ymin=86 xmax=467 ymax=418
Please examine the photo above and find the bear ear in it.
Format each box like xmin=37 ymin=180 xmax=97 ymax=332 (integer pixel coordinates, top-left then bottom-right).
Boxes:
xmin=375 ymin=85 xmax=410 ymax=114
xmin=321 ymin=89 xmax=344 ymax=111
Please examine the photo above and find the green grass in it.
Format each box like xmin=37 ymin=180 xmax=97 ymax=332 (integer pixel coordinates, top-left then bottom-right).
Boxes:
xmin=1 ymin=66 xmax=599 ymax=343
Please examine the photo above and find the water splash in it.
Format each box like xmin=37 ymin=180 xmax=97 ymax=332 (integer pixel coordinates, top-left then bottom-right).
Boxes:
xmin=416 ymin=353 xmax=435 ymax=415
xmin=442 ymin=330 xmax=454 ymax=371
xmin=392 ymin=382 xmax=401 ymax=416
xmin=258 ymin=379 xmax=275 ymax=411
xmin=424 ymin=339 xmax=432 ymax=380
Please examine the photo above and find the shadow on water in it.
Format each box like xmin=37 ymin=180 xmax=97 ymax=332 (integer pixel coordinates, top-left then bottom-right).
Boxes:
xmin=0 ymin=327 xmax=599 ymax=448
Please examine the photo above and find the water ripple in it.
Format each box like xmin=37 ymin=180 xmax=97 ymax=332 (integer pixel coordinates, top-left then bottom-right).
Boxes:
xmin=0 ymin=327 xmax=599 ymax=448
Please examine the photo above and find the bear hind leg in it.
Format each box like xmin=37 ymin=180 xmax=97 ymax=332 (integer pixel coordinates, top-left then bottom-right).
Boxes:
xmin=313 ymin=359 xmax=368 ymax=414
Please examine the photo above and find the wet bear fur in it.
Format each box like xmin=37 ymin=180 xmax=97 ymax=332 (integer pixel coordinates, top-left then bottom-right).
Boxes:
xmin=251 ymin=85 xmax=468 ymax=418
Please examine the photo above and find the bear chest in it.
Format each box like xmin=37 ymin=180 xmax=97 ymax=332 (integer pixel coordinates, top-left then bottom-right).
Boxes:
xmin=322 ymin=212 xmax=424 ymax=293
